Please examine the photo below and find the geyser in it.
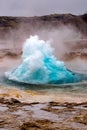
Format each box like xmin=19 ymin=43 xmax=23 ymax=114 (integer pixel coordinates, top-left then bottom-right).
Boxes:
xmin=5 ymin=35 xmax=87 ymax=84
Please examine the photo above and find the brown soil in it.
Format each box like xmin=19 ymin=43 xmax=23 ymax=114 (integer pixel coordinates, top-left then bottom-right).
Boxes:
xmin=0 ymin=98 xmax=87 ymax=130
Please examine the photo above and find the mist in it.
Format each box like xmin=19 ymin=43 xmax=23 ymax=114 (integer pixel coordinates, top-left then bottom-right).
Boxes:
xmin=0 ymin=24 xmax=83 ymax=60
xmin=18 ymin=25 xmax=87 ymax=73
xmin=28 ymin=25 xmax=82 ymax=59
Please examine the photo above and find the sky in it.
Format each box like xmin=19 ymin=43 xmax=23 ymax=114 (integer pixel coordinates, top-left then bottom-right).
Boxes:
xmin=0 ymin=0 xmax=86 ymax=16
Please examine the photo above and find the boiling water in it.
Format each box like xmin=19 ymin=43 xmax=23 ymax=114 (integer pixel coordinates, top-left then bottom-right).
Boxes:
xmin=5 ymin=36 xmax=87 ymax=84
xmin=0 ymin=36 xmax=87 ymax=103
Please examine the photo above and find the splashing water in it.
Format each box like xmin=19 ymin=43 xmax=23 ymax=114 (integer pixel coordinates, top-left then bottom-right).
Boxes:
xmin=5 ymin=35 xmax=87 ymax=84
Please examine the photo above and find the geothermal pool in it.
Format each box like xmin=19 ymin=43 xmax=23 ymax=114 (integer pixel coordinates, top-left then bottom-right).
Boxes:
xmin=5 ymin=35 xmax=87 ymax=85
xmin=0 ymin=36 xmax=87 ymax=103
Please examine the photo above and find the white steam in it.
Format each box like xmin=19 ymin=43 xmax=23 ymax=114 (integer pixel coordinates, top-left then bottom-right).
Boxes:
xmin=33 ymin=26 xmax=83 ymax=59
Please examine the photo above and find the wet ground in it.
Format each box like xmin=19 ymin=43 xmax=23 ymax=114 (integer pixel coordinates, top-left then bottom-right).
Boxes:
xmin=1 ymin=98 xmax=87 ymax=130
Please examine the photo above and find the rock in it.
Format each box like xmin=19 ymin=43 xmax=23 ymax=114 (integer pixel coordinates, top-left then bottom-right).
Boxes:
xmin=73 ymin=113 xmax=87 ymax=125
xmin=0 ymin=97 xmax=20 ymax=104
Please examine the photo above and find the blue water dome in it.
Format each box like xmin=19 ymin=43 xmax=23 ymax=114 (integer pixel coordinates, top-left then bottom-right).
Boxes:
xmin=5 ymin=35 xmax=87 ymax=84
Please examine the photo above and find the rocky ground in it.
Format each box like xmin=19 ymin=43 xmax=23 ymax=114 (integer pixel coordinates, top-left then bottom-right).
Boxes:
xmin=1 ymin=98 xmax=87 ymax=130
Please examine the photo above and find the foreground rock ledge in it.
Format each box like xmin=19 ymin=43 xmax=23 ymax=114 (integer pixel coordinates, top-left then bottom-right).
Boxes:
xmin=0 ymin=97 xmax=87 ymax=130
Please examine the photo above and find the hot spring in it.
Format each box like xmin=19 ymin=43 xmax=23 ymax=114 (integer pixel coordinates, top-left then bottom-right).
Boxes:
xmin=5 ymin=35 xmax=87 ymax=85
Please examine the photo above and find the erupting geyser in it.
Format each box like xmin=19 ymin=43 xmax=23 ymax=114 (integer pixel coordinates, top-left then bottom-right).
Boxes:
xmin=5 ymin=35 xmax=87 ymax=84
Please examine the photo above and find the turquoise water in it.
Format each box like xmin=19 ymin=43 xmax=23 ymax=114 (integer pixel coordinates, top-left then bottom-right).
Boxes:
xmin=5 ymin=36 xmax=87 ymax=85
xmin=0 ymin=66 xmax=87 ymax=103
xmin=0 ymin=36 xmax=87 ymax=103
xmin=0 ymin=68 xmax=87 ymax=94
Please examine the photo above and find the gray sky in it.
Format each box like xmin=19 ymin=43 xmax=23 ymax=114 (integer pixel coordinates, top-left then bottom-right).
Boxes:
xmin=0 ymin=0 xmax=87 ymax=16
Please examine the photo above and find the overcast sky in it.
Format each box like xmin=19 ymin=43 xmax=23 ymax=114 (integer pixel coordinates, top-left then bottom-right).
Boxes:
xmin=0 ymin=0 xmax=86 ymax=16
